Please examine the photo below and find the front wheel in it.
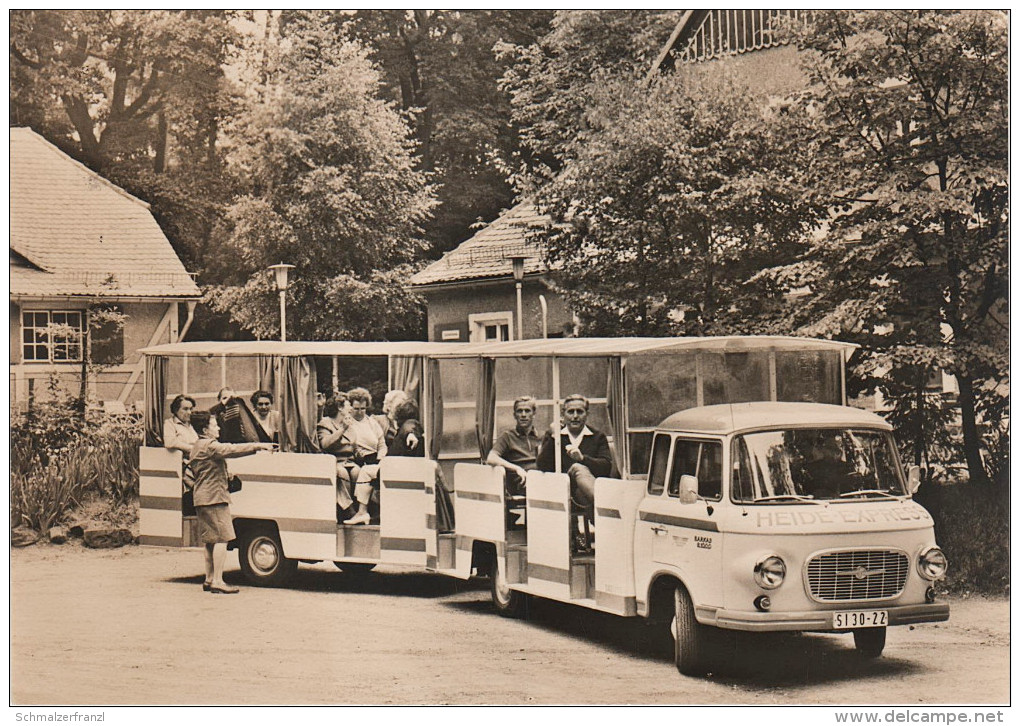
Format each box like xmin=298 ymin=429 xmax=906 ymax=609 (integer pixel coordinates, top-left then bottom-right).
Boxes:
xmin=490 ymin=552 xmax=527 ymax=618
xmin=672 ymin=585 xmax=711 ymax=675
xmin=238 ymin=529 xmax=298 ymax=587
xmin=853 ymin=627 xmax=886 ymax=658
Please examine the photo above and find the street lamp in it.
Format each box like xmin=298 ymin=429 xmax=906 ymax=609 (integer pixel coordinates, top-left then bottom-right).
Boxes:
xmin=269 ymin=262 xmax=295 ymax=342
xmin=511 ymin=256 xmax=526 ymax=341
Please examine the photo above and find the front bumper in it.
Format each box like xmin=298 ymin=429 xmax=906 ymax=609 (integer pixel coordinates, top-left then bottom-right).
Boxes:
xmin=696 ymin=602 xmax=950 ymax=632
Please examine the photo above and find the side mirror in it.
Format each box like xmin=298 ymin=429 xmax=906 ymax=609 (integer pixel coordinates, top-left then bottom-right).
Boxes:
xmin=907 ymin=465 xmax=921 ymax=495
xmin=678 ymin=474 xmax=699 ymax=504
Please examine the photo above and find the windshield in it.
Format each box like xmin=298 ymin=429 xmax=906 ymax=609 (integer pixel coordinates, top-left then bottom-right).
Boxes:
xmin=731 ymin=428 xmax=905 ymax=503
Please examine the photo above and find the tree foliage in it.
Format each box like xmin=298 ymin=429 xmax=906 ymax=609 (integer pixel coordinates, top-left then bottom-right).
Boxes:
xmin=9 ymin=10 xmax=243 ymax=275
xmin=206 ymin=12 xmax=436 ymax=341
xmin=498 ymin=10 xmax=681 ymax=189
xmin=535 ymin=66 xmax=823 ymax=336
xmin=764 ymin=10 xmax=1008 ymax=488
xmin=339 ymin=10 xmax=554 ymax=255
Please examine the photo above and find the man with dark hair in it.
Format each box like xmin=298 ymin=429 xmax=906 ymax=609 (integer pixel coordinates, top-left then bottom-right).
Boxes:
xmin=210 ymin=387 xmax=245 ymax=444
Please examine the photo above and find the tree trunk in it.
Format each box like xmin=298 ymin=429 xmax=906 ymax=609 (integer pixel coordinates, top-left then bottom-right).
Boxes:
xmin=956 ymin=373 xmax=990 ymax=488
xmin=154 ymin=109 xmax=169 ymax=173
xmin=913 ymin=371 xmax=925 ymax=467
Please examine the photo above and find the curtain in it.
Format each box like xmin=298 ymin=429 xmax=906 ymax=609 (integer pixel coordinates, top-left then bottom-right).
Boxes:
xmin=277 ymin=356 xmax=320 ymax=453
xmin=607 ymin=356 xmax=628 ymax=478
xmin=391 ymin=355 xmax=422 ymax=402
xmin=144 ymin=355 xmax=168 ymax=447
xmin=475 ymin=357 xmax=496 ymax=461
xmin=426 ymin=358 xmax=443 ymax=460
xmin=258 ymin=355 xmax=276 ymax=394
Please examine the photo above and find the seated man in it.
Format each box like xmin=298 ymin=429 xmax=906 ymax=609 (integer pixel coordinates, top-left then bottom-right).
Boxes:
xmin=210 ymin=387 xmax=246 ymax=444
xmin=344 ymin=387 xmax=388 ymax=525
xmin=536 ymin=394 xmax=612 ymax=551
xmin=486 ymin=395 xmax=542 ymax=497
xmin=316 ymin=394 xmax=359 ymax=517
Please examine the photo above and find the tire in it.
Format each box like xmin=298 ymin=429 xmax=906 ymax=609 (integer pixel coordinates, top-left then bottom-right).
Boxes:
xmin=853 ymin=627 xmax=886 ymax=658
xmin=238 ymin=528 xmax=298 ymax=587
xmin=333 ymin=562 xmax=377 ymax=574
xmin=672 ymin=585 xmax=711 ymax=676
xmin=490 ymin=551 xmax=527 ymax=618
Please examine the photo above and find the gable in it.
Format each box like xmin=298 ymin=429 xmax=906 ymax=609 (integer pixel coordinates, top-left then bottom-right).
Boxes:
xmin=652 ymin=10 xmax=809 ymax=73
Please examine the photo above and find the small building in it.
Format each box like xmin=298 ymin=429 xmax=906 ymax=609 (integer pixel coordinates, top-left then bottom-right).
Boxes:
xmin=9 ymin=127 xmax=201 ymax=411
xmin=409 ymin=202 xmax=575 ymax=342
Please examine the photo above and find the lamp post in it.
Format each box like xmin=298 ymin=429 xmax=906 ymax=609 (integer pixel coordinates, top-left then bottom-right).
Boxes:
xmin=269 ymin=262 xmax=295 ymax=342
xmin=511 ymin=256 xmax=525 ymax=341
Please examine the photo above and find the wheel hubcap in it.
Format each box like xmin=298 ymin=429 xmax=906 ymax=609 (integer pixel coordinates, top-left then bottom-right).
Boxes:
xmin=251 ymin=538 xmax=279 ymax=573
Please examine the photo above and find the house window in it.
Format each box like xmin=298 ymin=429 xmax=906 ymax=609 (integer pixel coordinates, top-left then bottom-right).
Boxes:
xmin=22 ymin=310 xmax=85 ymax=363
xmin=468 ymin=311 xmax=514 ymax=343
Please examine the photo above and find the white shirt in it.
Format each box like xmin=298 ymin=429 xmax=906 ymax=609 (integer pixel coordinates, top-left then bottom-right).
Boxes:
xmin=560 ymin=425 xmax=594 ymax=449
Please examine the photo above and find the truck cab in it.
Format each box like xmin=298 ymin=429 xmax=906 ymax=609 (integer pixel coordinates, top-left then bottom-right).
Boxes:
xmin=630 ymin=401 xmax=949 ymax=673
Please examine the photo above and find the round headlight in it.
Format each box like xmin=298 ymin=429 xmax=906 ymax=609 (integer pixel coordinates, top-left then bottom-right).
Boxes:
xmin=753 ymin=555 xmax=787 ymax=590
xmin=918 ymin=547 xmax=948 ymax=580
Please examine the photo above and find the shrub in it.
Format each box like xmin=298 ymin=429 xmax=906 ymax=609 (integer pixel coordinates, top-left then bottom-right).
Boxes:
xmin=916 ymin=481 xmax=1009 ymax=596
xmin=10 ymin=406 xmax=142 ymax=531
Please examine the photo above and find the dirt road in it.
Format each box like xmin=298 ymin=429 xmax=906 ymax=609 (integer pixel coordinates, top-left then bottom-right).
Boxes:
xmin=10 ymin=543 xmax=1009 ymax=705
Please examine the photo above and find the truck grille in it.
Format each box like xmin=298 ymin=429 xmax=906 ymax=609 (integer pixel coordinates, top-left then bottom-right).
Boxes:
xmin=806 ymin=550 xmax=909 ymax=602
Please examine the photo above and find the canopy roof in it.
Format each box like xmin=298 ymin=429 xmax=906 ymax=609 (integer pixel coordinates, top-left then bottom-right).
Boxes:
xmin=141 ymin=336 xmax=856 ymax=359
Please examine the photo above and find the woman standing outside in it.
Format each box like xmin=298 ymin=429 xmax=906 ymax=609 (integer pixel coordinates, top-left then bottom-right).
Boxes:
xmin=188 ymin=411 xmax=276 ymax=594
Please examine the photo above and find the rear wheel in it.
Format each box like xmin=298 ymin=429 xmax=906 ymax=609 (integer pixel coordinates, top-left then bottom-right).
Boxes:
xmin=333 ymin=562 xmax=377 ymax=574
xmin=672 ymin=585 xmax=711 ymax=675
xmin=490 ymin=551 xmax=527 ymax=618
xmin=853 ymin=627 xmax=886 ymax=658
xmin=238 ymin=528 xmax=297 ymax=587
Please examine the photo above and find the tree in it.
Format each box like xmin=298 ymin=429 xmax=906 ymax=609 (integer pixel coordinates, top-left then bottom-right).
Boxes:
xmin=206 ymin=12 xmax=436 ymax=341
xmin=534 ymin=66 xmax=822 ymax=336
xmin=498 ymin=10 xmax=681 ymax=190
xmin=9 ymin=10 xmax=244 ymax=275
xmin=766 ymin=11 xmax=1008 ymax=488
xmin=339 ymin=10 xmax=554 ymax=255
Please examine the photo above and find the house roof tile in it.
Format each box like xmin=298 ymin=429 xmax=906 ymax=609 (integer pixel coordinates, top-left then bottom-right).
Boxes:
xmin=10 ymin=127 xmax=201 ymax=299
xmin=409 ymin=201 xmax=551 ymax=287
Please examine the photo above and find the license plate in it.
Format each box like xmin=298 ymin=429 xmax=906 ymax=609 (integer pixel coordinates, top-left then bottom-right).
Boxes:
xmin=834 ymin=610 xmax=888 ymax=629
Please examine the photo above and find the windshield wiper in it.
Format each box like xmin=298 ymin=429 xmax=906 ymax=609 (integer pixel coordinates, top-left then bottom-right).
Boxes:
xmin=838 ymin=488 xmax=900 ymax=500
xmin=753 ymin=494 xmax=823 ymax=504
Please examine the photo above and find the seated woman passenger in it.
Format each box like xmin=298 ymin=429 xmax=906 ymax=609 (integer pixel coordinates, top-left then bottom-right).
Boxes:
xmin=250 ymin=389 xmax=281 ymax=443
xmin=164 ymin=394 xmax=198 ymax=457
xmin=344 ymin=387 xmax=388 ymax=525
xmin=316 ymin=394 xmax=360 ymax=517
xmin=374 ymin=389 xmax=410 ymax=449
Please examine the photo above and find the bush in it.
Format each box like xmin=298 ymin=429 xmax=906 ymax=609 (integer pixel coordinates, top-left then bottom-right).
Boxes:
xmin=916 ymin=481 xmax=1009 ymax=596
xmin=10 ymin=406 xmax=142 ymax=532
